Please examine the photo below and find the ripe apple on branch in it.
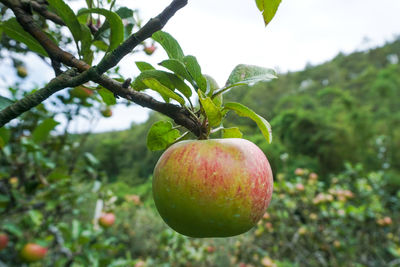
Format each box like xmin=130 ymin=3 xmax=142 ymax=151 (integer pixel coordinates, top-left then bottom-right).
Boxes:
xmin=142 ymin=32 xmax=276 ymax=238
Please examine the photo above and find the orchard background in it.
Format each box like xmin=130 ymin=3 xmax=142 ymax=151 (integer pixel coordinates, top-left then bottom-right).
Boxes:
xmin=1 ymin=0 xmax=400 ymax=266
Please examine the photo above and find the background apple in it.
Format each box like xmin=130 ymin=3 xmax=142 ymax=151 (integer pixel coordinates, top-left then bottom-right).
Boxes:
xmin=16 ymin=66 xmax=28 ymax=78
xmin=99 ymin=213 xmax=116 ymax=228
xmin=0 ymin=233 xmax=8 ymax=250
xmin=20 ymin=243 xmax=47 ymax=262
xmin=69 ymin=86 xmax=93 ymax=99
xmin=153 ymin=138 xmax=273 ymax=238
xmin=143 ymin=45 xmax=156 ymax=55
xmin=101 ymin=108 xmax=113 ymax=118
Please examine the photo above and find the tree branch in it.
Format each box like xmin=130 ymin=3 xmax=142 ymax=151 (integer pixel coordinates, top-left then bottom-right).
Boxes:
xmin=89 ymin=73 xmax=202 ymax=136
xmin=95 ymin=0 xmax=188 ymax=74
xmin=0 ymin=0 xmax=203 ymax=136
xmin=0 ymin=69 xmax=90 ymax=127
xmin=29 ymin=0 xmax=66 ymax=26
xmin=0 ymin=0 xmax=90 ymax=72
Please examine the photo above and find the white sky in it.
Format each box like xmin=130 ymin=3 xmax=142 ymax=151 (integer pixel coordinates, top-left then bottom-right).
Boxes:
xmin=1 ymin=0 xmax=399 ymax=132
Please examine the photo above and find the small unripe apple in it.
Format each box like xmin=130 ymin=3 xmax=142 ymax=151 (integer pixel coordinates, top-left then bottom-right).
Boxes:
xmin=9 ymin=177 xmax=19 ymax=186
xmin=0 ymin=233 xmax=9 ymax=250
xmin=333 ymin=240 xmax=341 ymax=248
xmin=153 ymin=138 xmax=273 ymax=238
xmin=69 ymin=86 xmax=93 ymax=99
xmin=17 ymin=66 xmax=28 ymax=78
xmin=101 ymin=108 xmax=113 ymax=118
xmin=143 ymin=45 xmax=156 ymax=55
xmin=295 ymin=183 xmax=305 ymax=191
xmin=99 ymin=213 xmax=115 ymax=228
xmin=20 ymin=243 xmax=47 ymax=262
xmin=383 ymin=216 xmax=392 ymax=225
xmin=294 ymin=168 xmax=304 ymax=176
xmin=309 ymin=172 xmax=318 ymax=181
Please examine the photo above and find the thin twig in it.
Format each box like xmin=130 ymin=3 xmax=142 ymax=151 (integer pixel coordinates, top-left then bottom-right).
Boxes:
xmin=29 ymin=0 xmax=66 ymax=25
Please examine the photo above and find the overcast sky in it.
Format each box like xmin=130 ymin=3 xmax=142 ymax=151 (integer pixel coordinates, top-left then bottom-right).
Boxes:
xmin=1 ymin=0 xmax=399 ymax=132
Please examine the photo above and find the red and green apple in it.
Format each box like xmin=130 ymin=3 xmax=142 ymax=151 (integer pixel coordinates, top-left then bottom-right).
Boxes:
xmin=153 ymin=138 xmax=273 ymax=238
xmin=20 ymin=243 xmax=47 ymax=262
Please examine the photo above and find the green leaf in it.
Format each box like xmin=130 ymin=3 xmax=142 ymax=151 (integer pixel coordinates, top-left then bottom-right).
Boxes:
xmin=85 ymin=0 xmax=93 ymax=8
xmin=80 ymin=24 xmax=93 ymax=65
xmin=84 ymin=152 xmax=99 ymax=165
xmin=92 ymin=40 xmax=109 ymax=51
xmin=132 ymin=70 xmax=191 ymax=99
xmin=32 ymin=118 xmax=60 ymax=143
xmin=0 ymin=194 xmax=10 ymax=204
xmin=135 ymin=61 xmax=155 ymax=71
xmin=204 ymin=75 xmax=222 ymax=107
xmin=183 ymin=55 xmax=207 ymax=92
xmin=78 ymin=8 xmax=124 ymax=51
xmin=72 ymin=220 xmax=81 ymax=240
xmin=133 ymin=70 xmax=176 ymax=91
xmin=255 ymin=0 xmax=282 ymax=26
xmin=94 ymin=7 xmax=135 ymax=41
xmin=223 ymin=102 xmax=272 ymax=143
xmin=28 ymin=210 xmax=43 ymax=226
xmin=205 ymin=75 xmax=219 ymax=95
xmin=147 ymin=121 xmax=181 ymax=151
xmin=98 ymin=87 xmax=116 ymax=105
xmin=0 ymin=95 xmax=14 ymax=110
xmin=152 ymin=31 xmax=184 ymax=61
xmin=222 ymin=127 xmax=243 ymax=138
xmin=2 ymin=18 xmax=48 ymax=57
xmin=168 ymin=75 xmax=192 ymax=99
xmin=142 ymin=78 xmax=185 ymax=105
xmin=226 ymin=64 xmax=276 ymax=86
xmin=116 ymin=7 xmax=135 ymax=19
xmin=47 ymin=0 xmax=82 ymax=43
xmin=159 ymin=59 xmax=193 ymax=83
xmin=3 ymin=223 xmax=23 ymax=238
xmin=198 ymin=90 xmax=222 ymax=127
xmin=0 ymin=127 xmax=11 ymax=148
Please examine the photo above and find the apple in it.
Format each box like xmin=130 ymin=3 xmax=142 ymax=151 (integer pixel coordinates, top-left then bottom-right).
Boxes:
xmin=99 ymin=213 xmax=115 ymax=228
xmin=69 ymin=86 xmax=93 ymax=99
xmin=143 ymin=45 xmax=156 ymax=55
xmin=0 ymin=233 xmax=9 ymax=250
xmin=152 ymin=138 xmax=273 ymax=238
xmin=17 ymin=66 xmax=28 ymax=78
xmin=295 ymin=183 xmax=305 ymax=191
xmin=206 ymin=245 xmax=216 ymax=253
xmin=309 ymin=172 xmax=318 ymax=181
xmin=101 ymin=108 xmax=113 ymax=118
xmin=20 ymin=243 xmax=47 ymax=262
xmin=294 ymin=168 xmax=305 ymax=176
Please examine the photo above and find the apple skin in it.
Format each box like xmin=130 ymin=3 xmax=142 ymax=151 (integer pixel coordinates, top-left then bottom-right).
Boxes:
xmin=20 ymin=243 xmax=47 ymax=262
xmin=153 ymin=138 xmax=273 ymax=238
xmin=17 ymin=66 xmax=28 ymax=78
xmin=99 ymin=213 xmax=116 ymax=228
xmin=0 ymin=233 xmax=9 ymax=250
xmin=69 ymin=86 xmax=93 ymax=99
xmin=101 ymin=108 xmax=113 ymax=118
xmin=143 ymin=45 xmax=156 ymax=55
